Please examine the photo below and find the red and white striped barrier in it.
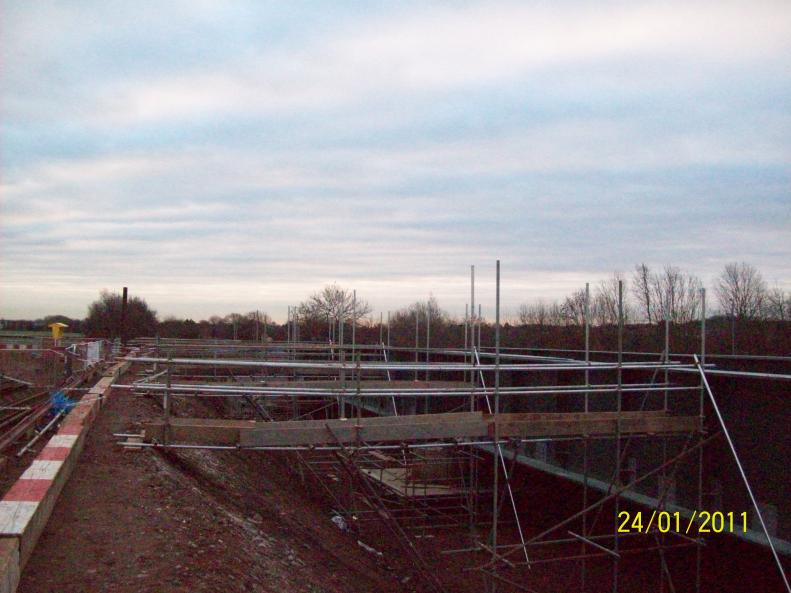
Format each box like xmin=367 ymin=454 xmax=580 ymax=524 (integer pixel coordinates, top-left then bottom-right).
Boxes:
xmin=0 ymin=358 xmax=131 ymax=592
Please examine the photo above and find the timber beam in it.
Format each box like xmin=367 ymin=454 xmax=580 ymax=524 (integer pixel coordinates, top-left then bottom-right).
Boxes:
xmin=141 ymin=411 xmax=701 ymax=448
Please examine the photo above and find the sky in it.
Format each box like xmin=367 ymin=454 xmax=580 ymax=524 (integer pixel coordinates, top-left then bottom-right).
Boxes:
xmin=1 ymin=0 xmax=790 ymax=322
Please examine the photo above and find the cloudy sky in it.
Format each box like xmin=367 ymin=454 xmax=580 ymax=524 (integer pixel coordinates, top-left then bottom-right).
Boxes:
xmin=2 ymin=0 xmax=790 ymax=321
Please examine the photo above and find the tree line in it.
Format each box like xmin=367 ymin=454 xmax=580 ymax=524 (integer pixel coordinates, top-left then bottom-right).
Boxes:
xmin=3 ymin=262 xmax=786 ymax=352
xmin=515 ymin=262 xmax=789 ymax=327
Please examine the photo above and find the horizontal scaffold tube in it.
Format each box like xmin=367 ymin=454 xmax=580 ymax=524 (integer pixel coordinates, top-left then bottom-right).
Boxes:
xmin=125 ymin=356 xmax=699 ymax=373
xmin=115 ymin=383 xmax=697 ymax=398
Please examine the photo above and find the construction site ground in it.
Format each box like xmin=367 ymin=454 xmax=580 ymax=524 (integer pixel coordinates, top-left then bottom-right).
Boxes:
xmin=12 ymin=366 xmax=786 ymax=593
xmin=17 ymin=379 xmax=429 ymax=593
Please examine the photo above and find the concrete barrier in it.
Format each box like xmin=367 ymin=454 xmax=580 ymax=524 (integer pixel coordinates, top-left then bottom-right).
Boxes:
xmin=0 ymin=540 xmax=18 ymax=593
xmin=0 ymin=359 xmax=130 ymax=590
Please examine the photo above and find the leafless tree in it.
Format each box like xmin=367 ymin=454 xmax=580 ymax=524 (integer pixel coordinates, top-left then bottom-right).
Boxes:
xmin=715 ymin=262 xmax=767 ymax=319
xmin=298 ymin=284 xmax=371 ymax=325
xmin=595 ymin=272 xmax=629 ymax=325
xmin=656 ymin=266 xmax=703 ymax=323
xmin=516 ymin=300 xmax=565 ymax=326
xmin=765 ymin=287 xmax=790 ymax=321
xmin=632 ymin=264 xmax=703 ymax=324
xmin=632 ymin=264 xmax=656 ymax=323
xmin=560 ymin=288 xmax=588 ymax=326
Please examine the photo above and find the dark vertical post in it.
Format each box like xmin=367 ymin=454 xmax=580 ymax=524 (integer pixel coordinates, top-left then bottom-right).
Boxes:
xmin=120 ymin=286 xmax=128 ymax=345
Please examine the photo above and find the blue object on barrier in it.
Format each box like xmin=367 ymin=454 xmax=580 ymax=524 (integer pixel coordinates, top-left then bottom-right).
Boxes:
xmin=50 ymin=390 xmax=75 ymax=415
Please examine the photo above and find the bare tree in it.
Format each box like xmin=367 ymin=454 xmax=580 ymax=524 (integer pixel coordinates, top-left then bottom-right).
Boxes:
xmin=655 ymin=266 xmax=703 ymax=323
xmin=517 ymin=300 xmax=566 ymax=326
xmin=765 ymin=287 xmax=790 ymax=321
xmin=595 ymin=273 xmax=629 ymax=325
xmin=517 ymin=301 xmax=547 ymax=326
xmin=715 ymin=262 xmax=767 ymax=319
xmin=560 ymin=288 xmax=588 ymax=326
xmin=298 ymin=284 xmax=371 ymax=325
xmin=631 ymin=264 xmax=703 ymax=324
xmin=632 ymin=264 xmax=656 ymax=323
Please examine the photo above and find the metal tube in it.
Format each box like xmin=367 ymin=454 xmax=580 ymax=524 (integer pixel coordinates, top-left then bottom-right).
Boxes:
xmin=164 ymin=353 xmax=172 ymax=444
xmin=696 ymin=287 xmax=706 ymax=593
xmin=123 ymin=382 xmax=689 ymax=398
xmin=414 ymin=313 xmax=419 ymax=381
xmin=426 ymin=304 xmax=431 ymax=383
xmin=471 ymin=264 xmax=475 ymax=333
xmin=124 ymin=356 xmax=702 ymax=373
xmin=464 ymin=304 xmax=469 ymax=385
xmin=491 ymin=260 xmax=501 ymax=591
xmin=661 ymin=291 xmax=670 ymax=592
xmin=568 ymin=531 xmax=620 ymax=559
xmin=582 ymin=282 xmax=590 ymax=592
xmin=352 ymin=290 xmax=357 ymax=355
xmin=477 ymin=304 xmax=482 ymax=351
xmin=613 ymin=279 xmax=623 ymax=593
xmin=16 ymin=409 xmax=66 ymax=457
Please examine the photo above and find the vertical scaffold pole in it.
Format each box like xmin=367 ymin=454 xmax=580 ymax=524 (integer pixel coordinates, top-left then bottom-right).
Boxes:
xmin=582 ymin=282 xmax=590 ymax=592
xmin=426 ymin=305 xmax=431 ymax=384
xmin=660 ymin=290 xmax=671 ymax=592
xmin=696 ymin=288 xmax=706 ymax=593
xmin=414 ymin=313 xmax=419 ymax=382
xmin=613 ymin=280 xmax=623 ymax=593
xmin=464 ymin=304 xmax=469 ymax=386
xmin=471 ymin=265 xmax=476 ymax=392
xmin=478 ymin=305 xmax=482 ymax=351
xmin=491 ymin=260 xmax=501 ymax=593
xmin=352 ymin=290 xmax=357 ymax=357
xmin=164 ymin=351 xmax=172 ymax=444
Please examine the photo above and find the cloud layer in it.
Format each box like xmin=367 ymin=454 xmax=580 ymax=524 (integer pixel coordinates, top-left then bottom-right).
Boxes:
xmin=2 ymin=0 xmax=790 ymax=320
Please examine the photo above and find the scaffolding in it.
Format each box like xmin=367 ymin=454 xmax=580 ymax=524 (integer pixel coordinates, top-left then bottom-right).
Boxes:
xmin=116 ymin=264 xmax=790 ymax=593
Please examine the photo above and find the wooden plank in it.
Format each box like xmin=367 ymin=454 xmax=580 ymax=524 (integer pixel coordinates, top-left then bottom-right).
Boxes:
xmin=495 ymin=414 xmax=700 ymax=438
xmin=145 ymin=413 xmax=489 ymax=446
xmin=143 ymin=411 xmax=699 ymax=447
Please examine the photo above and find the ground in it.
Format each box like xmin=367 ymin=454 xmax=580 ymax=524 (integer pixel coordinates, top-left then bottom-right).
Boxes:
xmin=18 ymin=378 xmax=416 ymax=593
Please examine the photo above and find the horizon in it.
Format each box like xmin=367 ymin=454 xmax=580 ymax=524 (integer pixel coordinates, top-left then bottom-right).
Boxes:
xmin=0 ymin=263 xmax=776 ymax=325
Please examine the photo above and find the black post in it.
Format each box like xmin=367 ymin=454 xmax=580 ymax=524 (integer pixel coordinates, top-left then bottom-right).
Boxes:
xmin=120 ymin=287 xmax=128 ymax=345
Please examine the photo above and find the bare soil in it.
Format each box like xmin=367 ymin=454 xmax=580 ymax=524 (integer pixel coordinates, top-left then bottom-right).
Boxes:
xmin=19 ymin=377 xmax=416 ymax=593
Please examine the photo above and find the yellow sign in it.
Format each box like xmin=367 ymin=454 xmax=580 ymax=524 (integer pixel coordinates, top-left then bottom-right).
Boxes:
xmin=48 ymin=322 xmax=68 ymax=340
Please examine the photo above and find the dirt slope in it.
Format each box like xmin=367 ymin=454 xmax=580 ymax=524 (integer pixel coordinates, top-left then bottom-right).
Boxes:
xmin=19 ymin=383 xmax=413 ymax=593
